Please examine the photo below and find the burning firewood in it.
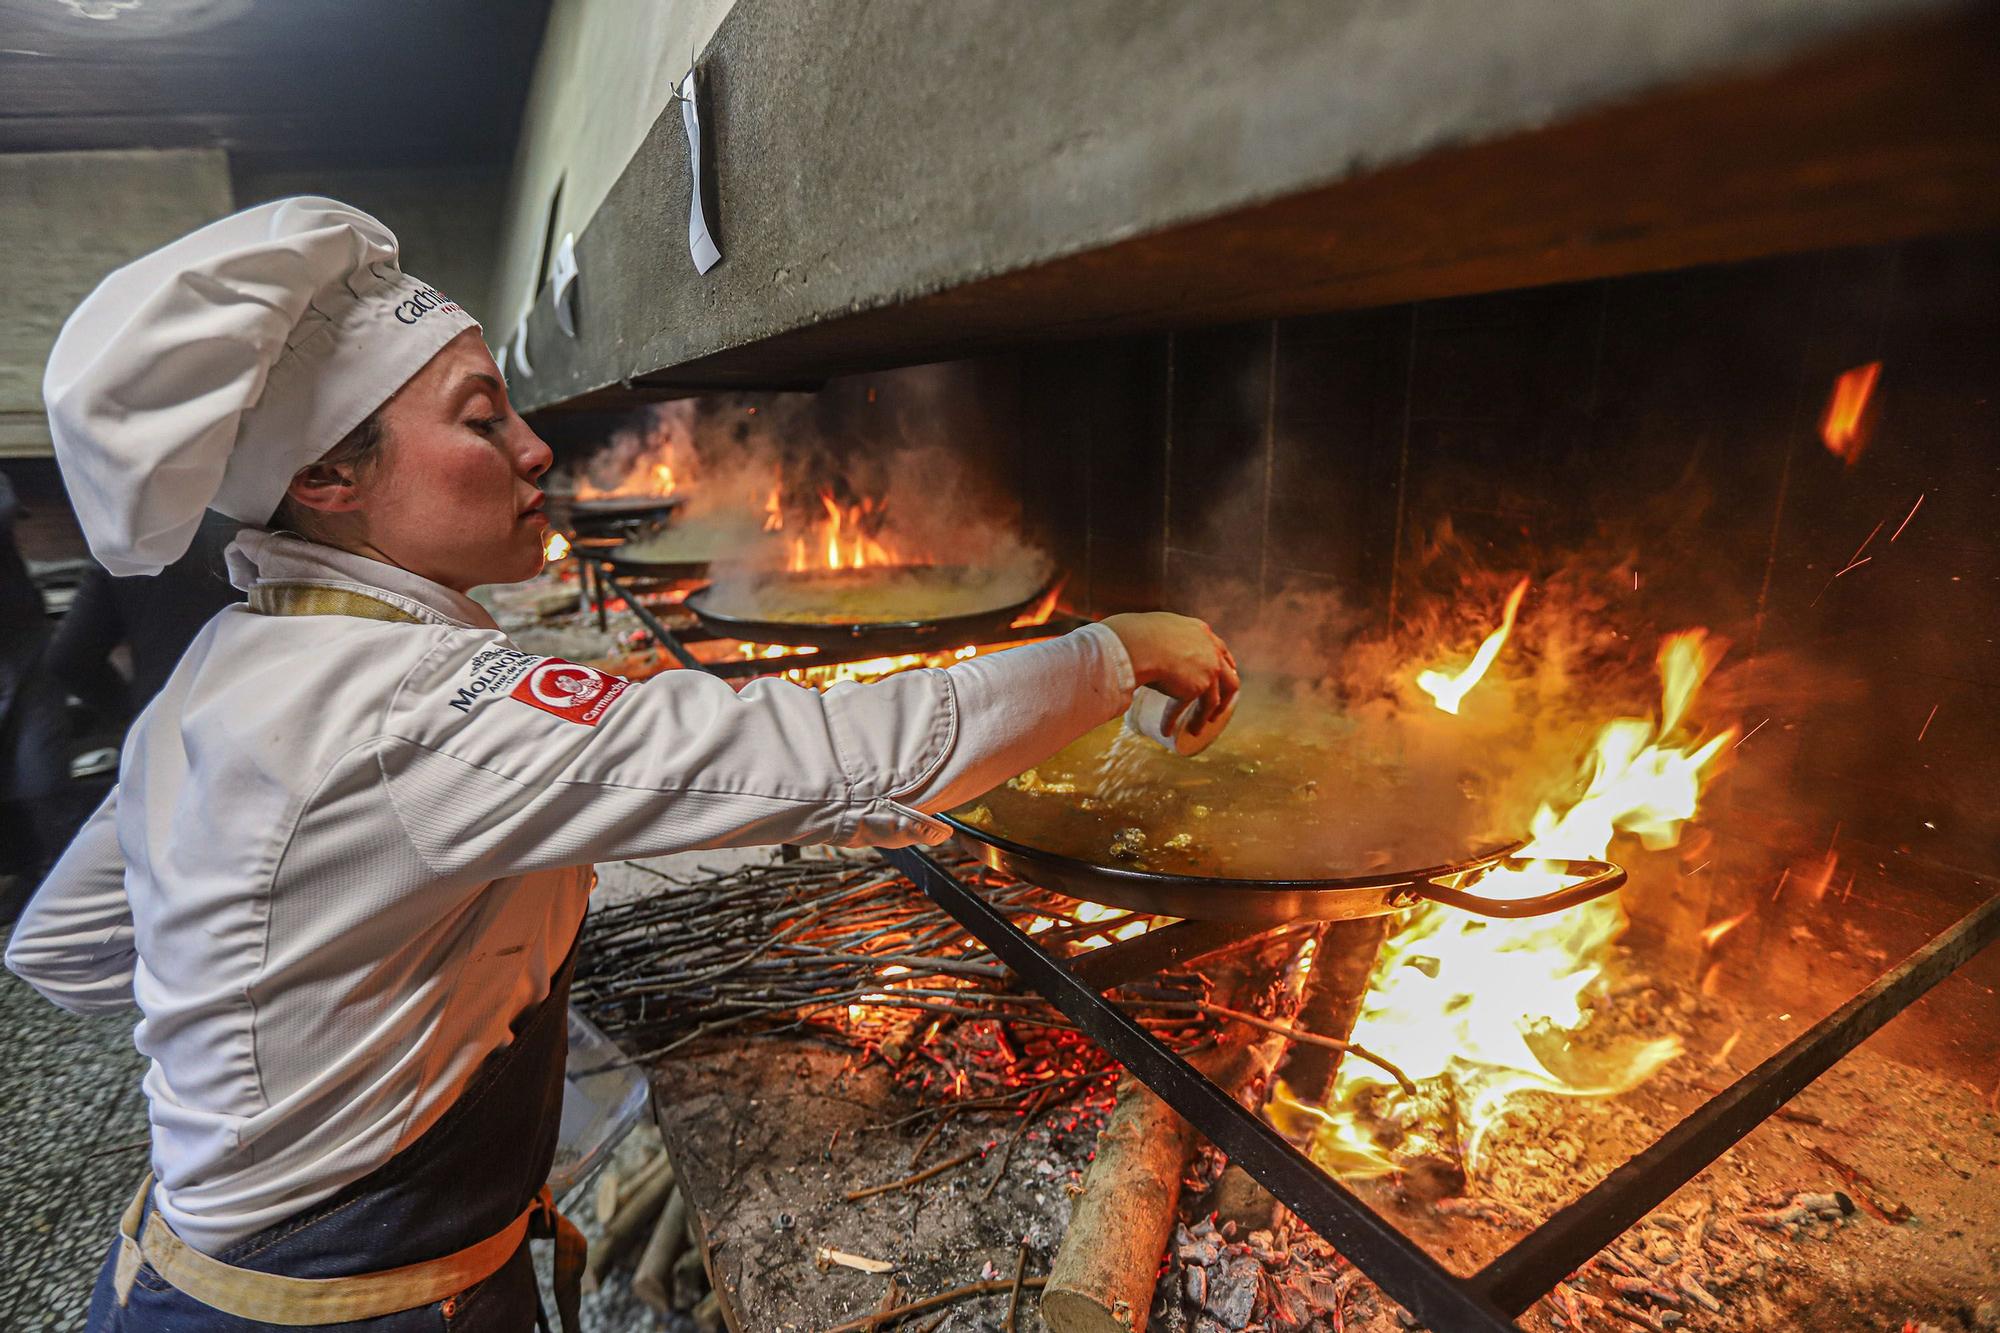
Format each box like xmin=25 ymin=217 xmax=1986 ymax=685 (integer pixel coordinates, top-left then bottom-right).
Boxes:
xmin=1041 ymin=1064 xmax=1229 ymax=1333
xmin=1042 ymin=953 xmax=1291 ymax=1333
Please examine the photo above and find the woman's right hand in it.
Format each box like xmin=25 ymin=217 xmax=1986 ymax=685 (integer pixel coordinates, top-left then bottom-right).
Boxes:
xmin=1101 ymin=612 xmax=1240 ymax=716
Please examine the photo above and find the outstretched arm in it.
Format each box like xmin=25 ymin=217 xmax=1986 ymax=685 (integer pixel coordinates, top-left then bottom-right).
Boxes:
xmin=376 ymin=615 xmax=1234 ymax=884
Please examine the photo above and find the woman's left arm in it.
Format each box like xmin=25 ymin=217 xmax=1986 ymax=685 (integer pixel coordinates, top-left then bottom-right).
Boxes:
xmin=5 ymin=787 xmax=138 ymax=1014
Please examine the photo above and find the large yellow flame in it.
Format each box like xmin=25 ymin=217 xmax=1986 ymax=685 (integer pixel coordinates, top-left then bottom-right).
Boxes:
xmin=787 ymin=491 xmax=899 ymax=572
xmin=1416 ymin=578 xmax=1530 ymax=714
xmin=1280 ymin=630 xmax=1736 ymax=1177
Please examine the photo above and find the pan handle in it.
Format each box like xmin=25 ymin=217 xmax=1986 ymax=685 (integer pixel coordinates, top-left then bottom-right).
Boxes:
xmin=1405 ymin=857 xmax=1627 ymax=919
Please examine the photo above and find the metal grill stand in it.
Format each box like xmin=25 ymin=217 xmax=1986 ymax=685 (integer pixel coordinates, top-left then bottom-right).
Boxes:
xmin=588 ymin=556 xmax=1078 ymax=679
xmin=617 ymin=586 xmax=2000 ymax=1326
xmin=884 ymin=846 xmax=2000 ymax=1331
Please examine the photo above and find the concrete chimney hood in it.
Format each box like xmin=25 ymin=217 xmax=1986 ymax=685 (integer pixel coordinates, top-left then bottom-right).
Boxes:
xmin=506 ymin=0 xmax=2000 ymax=414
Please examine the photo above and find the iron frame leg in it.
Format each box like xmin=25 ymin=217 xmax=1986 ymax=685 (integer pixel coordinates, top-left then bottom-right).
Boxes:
xmin=1472 ymin=886 xmax=2000 ymax=1314
xmin=884 ymin=846 xmax=1524 ymax=1332
xmin=885 ymin=846 xmax=2000 ymax=1330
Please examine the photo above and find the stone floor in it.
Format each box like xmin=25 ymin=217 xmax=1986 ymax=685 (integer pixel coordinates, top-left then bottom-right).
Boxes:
xmin=0 ymin=928 xmax=150 ymax=1331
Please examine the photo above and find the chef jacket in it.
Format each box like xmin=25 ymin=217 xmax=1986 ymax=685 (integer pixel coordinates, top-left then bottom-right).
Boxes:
xmin=6 ymin=530 xmax=1136 ymax=1255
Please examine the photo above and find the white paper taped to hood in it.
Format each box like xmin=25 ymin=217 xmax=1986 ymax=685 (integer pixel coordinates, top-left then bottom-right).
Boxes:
xmin=510 ymin=313 xmax=535 ymax=378
xmin=551 ymin=233 xmax=580 ymax=337
xmin=680 ymin=70 xmax=722 ymax=275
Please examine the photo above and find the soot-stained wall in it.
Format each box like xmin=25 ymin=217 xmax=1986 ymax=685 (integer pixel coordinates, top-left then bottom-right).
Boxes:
xmin=803 ymin=232 xmax=1998 ymax=893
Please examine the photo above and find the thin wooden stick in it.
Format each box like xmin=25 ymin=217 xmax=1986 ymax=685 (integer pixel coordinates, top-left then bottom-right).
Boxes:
xmin=863 ymin=1275 xmax=901 ymax=1333
xmin=906 ymin=1108 xmax=955 ymax=1169
xmin=822 ymin=1277 xmax=1050 ymax=1333
xmin=981 ymin=1087 xmax=1051 ymax=1201
xmin=845 ymin=1149 xmax=981 ymax=1203
xmin=1004 ymin=1241 xmax=1030 ymax=1333
xmin=1194 ymin=1001 xmax=1418 ymax=1095
xmin=865 ymin=1070 xmax=1114 ymax=1131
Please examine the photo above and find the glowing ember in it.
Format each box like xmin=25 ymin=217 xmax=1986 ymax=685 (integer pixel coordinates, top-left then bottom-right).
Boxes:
xmin=736 ymin=641 xmax=821 ymax=662
xmin=1415 ymin=578 xmax=1529 ymax=714
xmin=737 ymin=642 xmax=979 ymax=688
xmin=1819 ymin=362 xmax=1880 ymax=465
xmin=839 ymin=907 xmax=1158 ymax=1028
xmin=1070 ymin=900 xmax=1153 ymax=951
xmin=1279 ymin=629 xmax=1736 ymax=1178
xmin=542 ymin=530 xmax=571 ymax=561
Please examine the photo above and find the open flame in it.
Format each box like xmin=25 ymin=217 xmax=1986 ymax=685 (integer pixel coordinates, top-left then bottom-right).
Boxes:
xmin=1415 ymin=578 xmax=1529 ymax=714
xmin=542 ymin=530 xmax=571 ymax=562
xmin=1277 ymin=629 xmax=1736 ymax=1177
xmin=787 ymin=491 xmax=902 ymax=572
xmin=1820 ymin=361 xmax=1880 ymax=465
xmin=1010 ymin=580 xmax=1064 ymax=629
xmin=576 ymin=458 xmax=678 ymax=501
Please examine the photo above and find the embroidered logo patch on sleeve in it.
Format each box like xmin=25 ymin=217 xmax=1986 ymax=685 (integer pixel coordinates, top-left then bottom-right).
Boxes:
xmin=511 ymin=659 xmax=631 ymax=725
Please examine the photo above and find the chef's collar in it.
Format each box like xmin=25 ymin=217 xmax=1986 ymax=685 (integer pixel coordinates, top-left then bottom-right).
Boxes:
xmin=225 ymin=529 xmax=497 ymax=631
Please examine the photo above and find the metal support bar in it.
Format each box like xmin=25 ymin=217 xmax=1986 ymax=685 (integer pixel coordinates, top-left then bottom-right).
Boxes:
xmin=594 ymin=563 xmax=706 ymax=671
xmin=884 ymin=846 xmax=1522 ymax=1333
xmin=1474 ymin=889 xmax=2000 ymax=1314
xmin=1065 ymin=918 xmax=1273 ymax=991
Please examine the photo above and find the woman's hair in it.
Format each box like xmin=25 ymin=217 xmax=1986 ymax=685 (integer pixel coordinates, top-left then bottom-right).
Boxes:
xmin=268 ymin=408 xmax=387 ymax=540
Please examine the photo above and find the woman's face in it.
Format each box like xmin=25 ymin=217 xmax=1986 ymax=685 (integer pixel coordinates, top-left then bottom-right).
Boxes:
xmin=297 ymin=329 xmax=555 ymax=592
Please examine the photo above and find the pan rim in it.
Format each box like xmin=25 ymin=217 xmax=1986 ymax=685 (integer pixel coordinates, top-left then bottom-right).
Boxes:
xmin=683 ymin=565 xmax=1055 ymax=647
xmin=940 ymin=812 xmax=1526 ymax=894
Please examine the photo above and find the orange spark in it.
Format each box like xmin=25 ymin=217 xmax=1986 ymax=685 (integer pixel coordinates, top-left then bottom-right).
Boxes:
xmin=1416 ymin=577 xmax=1530 ymax=714
xmin=1820 ymin=362 xmax=1880 ymax=465
xmin=1699 ymin=909 xmax=1752 ymax=951
xmin=1890 ymin=492 xmax=1925 ymax=542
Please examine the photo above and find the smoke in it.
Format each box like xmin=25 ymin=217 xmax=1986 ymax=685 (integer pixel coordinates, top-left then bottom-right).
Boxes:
xmin=560 ymin=377 xmax=1054 ymax=599
xmin=1111 ymin=436 xmax=1843 ymax=881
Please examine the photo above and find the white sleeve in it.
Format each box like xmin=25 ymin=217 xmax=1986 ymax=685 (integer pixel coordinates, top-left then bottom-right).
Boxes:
xmin=5 ymin=787 xmax=138 ymax=1014
xmin=376 ymin=622 xmax=1135 ymax=883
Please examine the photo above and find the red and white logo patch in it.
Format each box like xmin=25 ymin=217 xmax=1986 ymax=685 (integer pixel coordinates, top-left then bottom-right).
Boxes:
xmin=510 ymin=659 xmax=631 ymax=726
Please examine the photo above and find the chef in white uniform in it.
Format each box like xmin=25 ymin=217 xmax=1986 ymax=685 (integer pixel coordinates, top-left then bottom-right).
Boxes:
xmin=4 ymin=198 xmax=1237 ymax=1332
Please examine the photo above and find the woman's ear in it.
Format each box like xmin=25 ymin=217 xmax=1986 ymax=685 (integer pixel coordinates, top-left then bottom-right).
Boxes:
xmin=284 ymin=461 xmax=364 ymax=514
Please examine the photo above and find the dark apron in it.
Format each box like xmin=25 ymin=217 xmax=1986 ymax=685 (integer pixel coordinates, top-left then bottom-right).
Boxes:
xmin=85 ymin=941 xmax=581 ymax=1332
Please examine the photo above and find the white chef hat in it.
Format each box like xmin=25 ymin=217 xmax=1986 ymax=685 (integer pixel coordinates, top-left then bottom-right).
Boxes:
xmin=44 ymin=196 xmax=480 ymax=576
